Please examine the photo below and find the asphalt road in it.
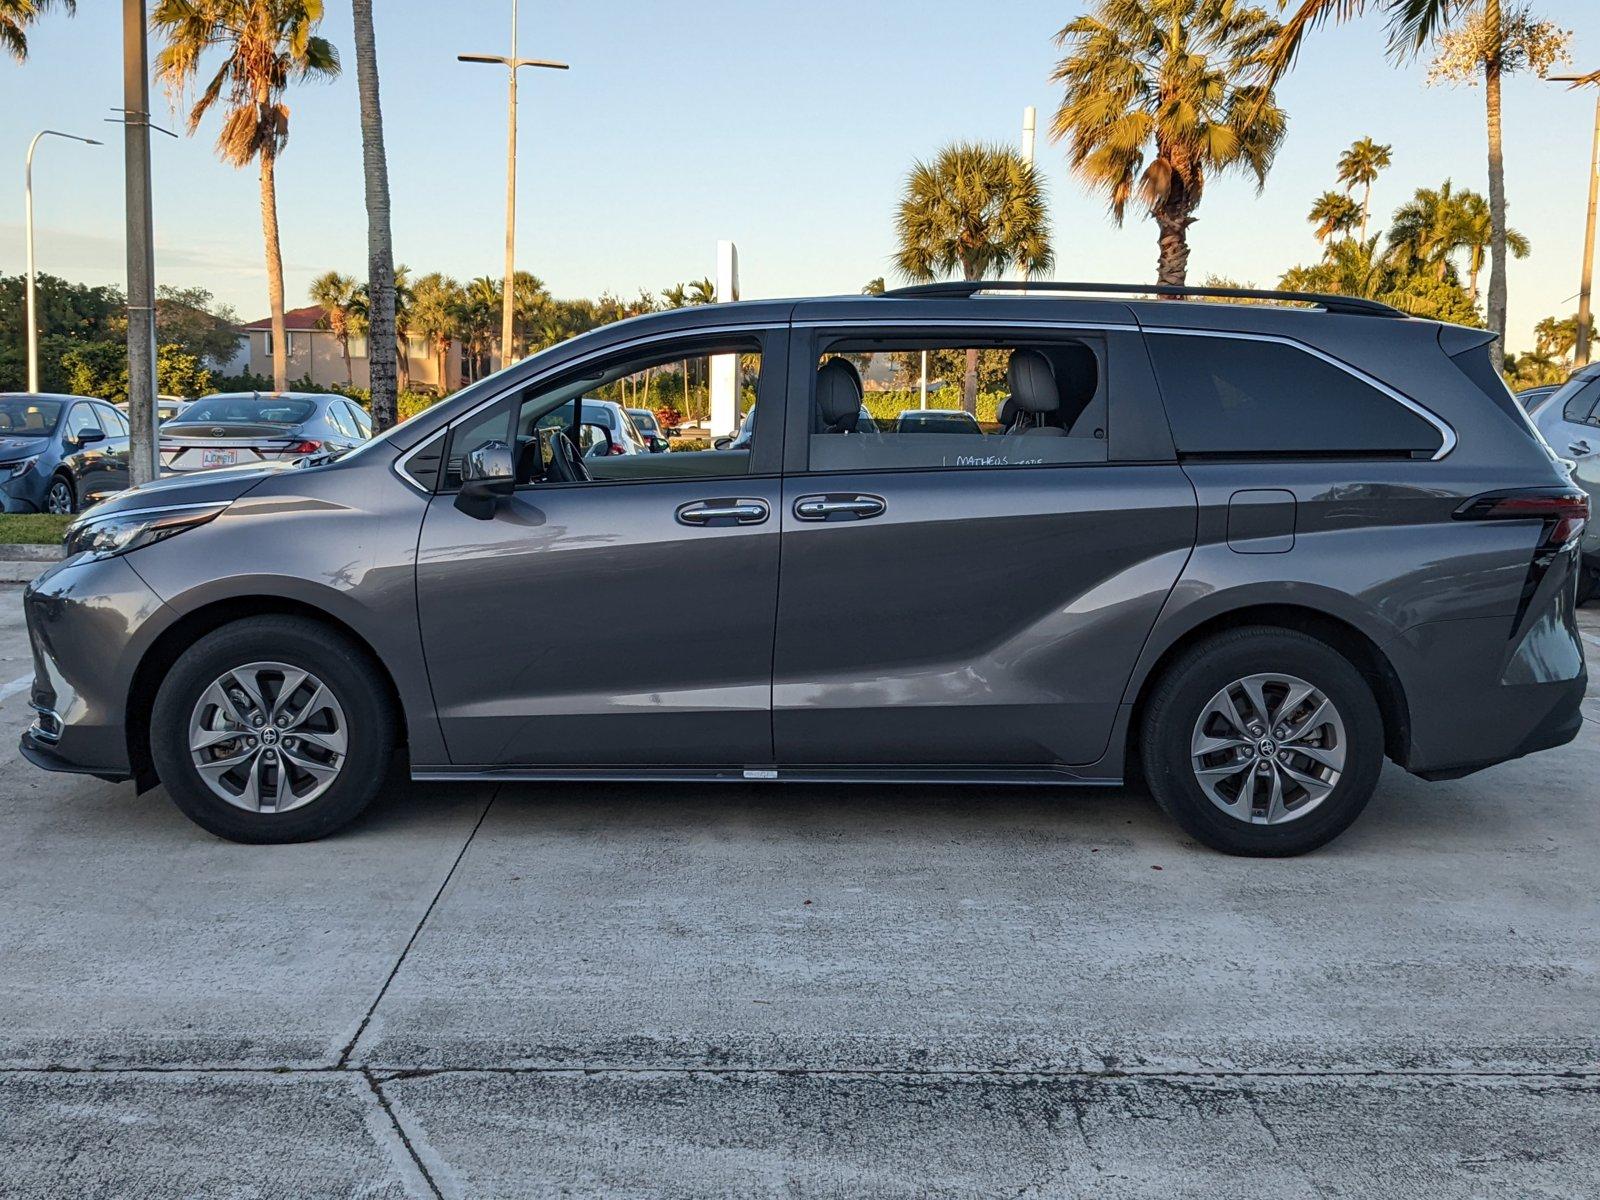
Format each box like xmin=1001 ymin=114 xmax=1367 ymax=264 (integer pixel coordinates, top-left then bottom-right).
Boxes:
xmin=1 ymin=595 xmax=1598 ymax=1198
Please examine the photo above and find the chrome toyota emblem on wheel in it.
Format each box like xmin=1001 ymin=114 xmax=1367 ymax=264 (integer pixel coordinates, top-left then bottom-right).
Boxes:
xmin=187 ymin=662 xmax=347 ymax=813
xmin=1190 ymin=672 xmax=1346 ymax=825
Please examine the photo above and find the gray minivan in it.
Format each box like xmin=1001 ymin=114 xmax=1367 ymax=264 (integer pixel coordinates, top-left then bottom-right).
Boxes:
xmin=20 ymin=283 xmax=1589 ymax=855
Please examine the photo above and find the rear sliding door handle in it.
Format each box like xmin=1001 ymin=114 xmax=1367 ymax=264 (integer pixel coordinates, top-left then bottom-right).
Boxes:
xmin=793 ymin=493 xmax=886 ymax=521
xmin=676 ymin=498 xmax=769 ymax=527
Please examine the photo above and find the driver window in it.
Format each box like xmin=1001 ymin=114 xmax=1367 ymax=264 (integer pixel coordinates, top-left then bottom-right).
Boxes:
xmin=66 ymin=404 xmax=103 ymax=441
xmin=510 ymin=341 xmax=763 ymax=485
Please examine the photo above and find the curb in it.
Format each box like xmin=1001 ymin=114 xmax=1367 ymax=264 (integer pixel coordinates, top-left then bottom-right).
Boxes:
xmin=0 ymin=543 xmax=64 ymax=585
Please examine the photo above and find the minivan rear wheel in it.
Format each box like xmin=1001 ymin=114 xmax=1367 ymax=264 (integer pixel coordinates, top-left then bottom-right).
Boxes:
xmin=1140 ymin=627 xmax=1384 ymax=856
xmin=150 ymin=616 xmax=395 ymax=843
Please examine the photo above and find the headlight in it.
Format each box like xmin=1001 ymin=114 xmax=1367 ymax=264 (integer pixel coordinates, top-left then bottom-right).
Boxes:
xmin=2 ymin=456 xmax=37 ymax=479
xmin=63 ymin=502 xmax=229 ymax=563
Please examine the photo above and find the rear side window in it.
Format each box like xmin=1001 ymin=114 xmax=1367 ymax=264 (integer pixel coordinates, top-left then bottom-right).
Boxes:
xmin=1148 ymin=334 xmax=1442 ymax=458
xmin=1561 ymin=379 xmax=1600 ymax=425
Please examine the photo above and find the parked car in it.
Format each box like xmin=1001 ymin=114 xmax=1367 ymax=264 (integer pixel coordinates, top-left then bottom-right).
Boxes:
xmin=568 ymin=398 xmax=651 ymax=457
xmin=0 ymin=392 xmax=130 ymax=515
xmin=21 ymin=283 xmax=1588 ymax=856
xmin=117 ymin=395 xmax=192 ymax=425
xmin=625 ymin=407 xmax=671 ymax=452
xmin=158 ymin=392 xmax=371 ymax=473
xmin=1516 ymin=383 xmax=1562 ymax=414
xmin=1531 ymin=363 xmax=1600 ymax=462
xmin=895 ymin=409 xmax=982 ymax=434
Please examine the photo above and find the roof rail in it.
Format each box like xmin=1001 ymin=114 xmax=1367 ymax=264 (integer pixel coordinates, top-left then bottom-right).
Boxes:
xmin=877 ymin=280 xmax=1407 ymax=319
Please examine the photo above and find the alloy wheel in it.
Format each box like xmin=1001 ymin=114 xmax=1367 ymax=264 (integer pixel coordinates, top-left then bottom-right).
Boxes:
xmin=46 ymin=480 xmax=73 ymax=514
xmin=187 ymin=661 xmax=348 ymax=813
xmin=1189 ymin=672 xmax=1346 ymax=825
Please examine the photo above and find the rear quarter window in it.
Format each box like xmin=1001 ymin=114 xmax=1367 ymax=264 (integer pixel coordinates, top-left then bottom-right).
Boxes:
xmin=1148 ymin=334 xmax=1442 ymax=458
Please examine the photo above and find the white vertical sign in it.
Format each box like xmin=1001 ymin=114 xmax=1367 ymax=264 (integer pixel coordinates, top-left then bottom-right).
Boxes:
xmin=709 ymin=240 xmax=741 ymax=437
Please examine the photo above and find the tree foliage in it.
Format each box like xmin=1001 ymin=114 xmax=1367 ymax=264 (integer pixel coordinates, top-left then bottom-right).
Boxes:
xmin=1051 ymin=0 xmax=1285 ymax=285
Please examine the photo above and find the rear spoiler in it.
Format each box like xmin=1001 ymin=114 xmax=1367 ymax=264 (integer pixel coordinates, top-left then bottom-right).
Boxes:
xmin=1437 ymin=324 xmax=1497 ymax=357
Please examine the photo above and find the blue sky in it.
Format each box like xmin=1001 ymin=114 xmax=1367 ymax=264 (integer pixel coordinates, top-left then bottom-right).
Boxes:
xmin=0 ymin=0 xmax=1594 ymax=352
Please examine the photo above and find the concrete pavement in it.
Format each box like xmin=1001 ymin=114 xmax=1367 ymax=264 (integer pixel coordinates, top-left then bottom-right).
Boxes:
xmin=1 ymin=597 xmax=1598 ymax=1197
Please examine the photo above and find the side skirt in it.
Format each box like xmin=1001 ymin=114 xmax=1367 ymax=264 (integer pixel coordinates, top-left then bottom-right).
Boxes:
xmin=410 ymin=764 xmax=1124 ymax=787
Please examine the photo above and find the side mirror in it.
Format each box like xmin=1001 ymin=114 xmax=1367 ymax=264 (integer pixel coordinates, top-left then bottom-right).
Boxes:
xmin=712 ymin=435 xmax=733 ymax=451
xmin=75 ymin=427 xmax=106 ymax=447
xmin=453 ymin=440 xmax=515 ymax=520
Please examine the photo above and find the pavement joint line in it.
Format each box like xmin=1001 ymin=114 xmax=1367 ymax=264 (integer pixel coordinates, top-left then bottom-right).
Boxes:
xmin=5 ymin=1065 xmax=1599 ymax=1082
xmin=335 ymin=787 xmax=499 ymax=1069
xmin=361 ymin=1067 xmax=445 ymax=1200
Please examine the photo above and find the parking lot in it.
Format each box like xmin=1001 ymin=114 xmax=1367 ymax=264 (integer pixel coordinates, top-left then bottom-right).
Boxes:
xmin=1 ymin=595 xmax=1598 ymax=1197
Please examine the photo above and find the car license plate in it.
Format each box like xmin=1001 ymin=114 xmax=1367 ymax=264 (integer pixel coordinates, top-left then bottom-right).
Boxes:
xmin=200 ymin=449 xmax=239 ymax=467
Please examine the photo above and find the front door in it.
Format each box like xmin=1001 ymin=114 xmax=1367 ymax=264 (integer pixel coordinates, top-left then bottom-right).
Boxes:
xmin=415 ymin=329 xmax=786 ymax=770
xmin=772 ymin=322 xmax=1195 ymax=770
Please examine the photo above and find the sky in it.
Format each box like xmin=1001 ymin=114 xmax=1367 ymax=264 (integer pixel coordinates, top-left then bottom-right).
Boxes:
xmin=0 ymin=0 xmax=1594 ymax=354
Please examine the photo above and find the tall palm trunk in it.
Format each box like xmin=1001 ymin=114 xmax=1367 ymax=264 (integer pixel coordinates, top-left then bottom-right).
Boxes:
xmin=1359 ymin=183 xmax=1372 ymax=244
xmin=260 ymin=146 xmax=287 ymax=391
xmin=1155 ymin=208 xmax=1192 ymax=287
xmin=353 ymin=0 xmax=397 ymax=429
xmin=1483 ymin=13 xmax=1508 ymax=372
xmin=340 ymin=334 xmax=352 ymax=385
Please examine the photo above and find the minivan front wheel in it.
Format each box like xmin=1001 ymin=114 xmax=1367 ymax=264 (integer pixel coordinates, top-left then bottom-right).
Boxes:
xmin=1140 ymin=628 xmax=1384 ymax=856
xmin=150 ymin=616 xmax=395 ymax=843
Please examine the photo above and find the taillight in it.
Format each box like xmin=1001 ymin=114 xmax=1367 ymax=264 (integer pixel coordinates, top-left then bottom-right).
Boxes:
xmin=287 ymin=439 xmax=323 ymax=455
xmin=608 ymin=443 xmax=625 ymax=455
xmin=1454 ymin=488 xmax=1589 ymax=550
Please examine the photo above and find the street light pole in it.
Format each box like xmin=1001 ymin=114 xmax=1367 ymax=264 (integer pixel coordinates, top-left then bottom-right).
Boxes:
xmin=459 ymin=0 xmax=568 ymax=374
xmin=1554 ymin=73 xmax=1599 ymax=367
xmin=25 ymin=131 xmax=101 ymax=392
xmin=123 ymin=0 xmax=160 ymax=485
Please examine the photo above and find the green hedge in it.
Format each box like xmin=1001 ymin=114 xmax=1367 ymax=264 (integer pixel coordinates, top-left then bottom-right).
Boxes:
xmin=861 ymin=388 xmax=1008 ymax=424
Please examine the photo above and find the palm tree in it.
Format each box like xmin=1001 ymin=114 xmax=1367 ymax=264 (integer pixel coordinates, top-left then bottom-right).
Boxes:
xmin=1 ymin=0 xmax=73 ymax=61
xmin=1336 ymin=137 xmax=1392 ymax=241
xmin=351 ymin=0 xmax=396 ymax=429
xmin=686 ymin=277 xmax=716 ymax=305
xmin=894 ymin=141 xmax=1053 ymax=410
xmin=308 ymin=270 xmax=360 ymax=385
xmin=1308 ymin=190 xmax=1361 ymax=246
xmin=153 ymin=0 xmax=340 ymax=392
xmin=408 ymin=272 xmax=462 ymax=394
xmin=1051 ymin=0 xmax=1285 ymax=289
xmin=1456 ymin=190 xmax=1528 ymax=305
xmin=1260 ymin=1 xmax=1572 ymax=371
xmin=861 ymin=277 xmax=886 ymax=295
xmin=1387 ymin=181 xmax=1472 ymax=281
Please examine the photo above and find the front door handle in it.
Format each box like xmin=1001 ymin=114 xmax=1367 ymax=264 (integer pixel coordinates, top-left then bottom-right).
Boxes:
xmin=676 ymin=497 xmax=770 ymax=527
xmin=1570 ymin=439 xmax=1592 ymax=457
xmin=793 ymin=493 xmax=886 ymax=522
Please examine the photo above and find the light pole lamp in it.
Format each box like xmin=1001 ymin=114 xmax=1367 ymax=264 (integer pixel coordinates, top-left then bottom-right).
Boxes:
xmin=459 ymin=0 xmax=568 ymax=375
xmin=25 ymin=130 xmax=102 ymax=393
xmin=1553 ymin=72 xmax=1599 ymax=367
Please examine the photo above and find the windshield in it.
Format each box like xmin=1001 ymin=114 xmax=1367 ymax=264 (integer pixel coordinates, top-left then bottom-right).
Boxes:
xmin=178 ymin=396 xmax=318 ymax=425
xmin=0 ymin=398 xmax=62 ymax=435
xmin=629 ymin=410 xmax=660 ymax=432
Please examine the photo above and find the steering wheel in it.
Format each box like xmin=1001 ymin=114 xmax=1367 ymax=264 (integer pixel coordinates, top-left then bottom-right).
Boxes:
xmin=540 ymin=427 xmax=591 ymax=484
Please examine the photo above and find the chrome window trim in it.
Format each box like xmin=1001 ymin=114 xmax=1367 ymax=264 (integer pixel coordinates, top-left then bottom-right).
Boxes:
xmin=392 ymin=321 xmax=771 ymax=494
xmin=1140 ymin=326 xmax=1457 ymax=461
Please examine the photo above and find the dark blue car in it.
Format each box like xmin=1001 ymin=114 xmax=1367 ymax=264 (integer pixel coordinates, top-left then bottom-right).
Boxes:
xmin=0 ymin=392 xmax=130 ymax=515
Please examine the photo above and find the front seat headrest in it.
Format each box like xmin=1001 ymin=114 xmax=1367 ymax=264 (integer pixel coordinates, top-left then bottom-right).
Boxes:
xmin=815 ymin=358 xmax=863 ymax=432
xmin=1006 ymin=350 xmax=1060 ymax=415
xmin=996 ymin=394 xmax=1018 ymax=430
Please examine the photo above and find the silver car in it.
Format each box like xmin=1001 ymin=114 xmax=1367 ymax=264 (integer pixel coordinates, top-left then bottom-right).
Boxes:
xmin=160 ymin=392 xmax=372 ymax=473
xmin=1530 ymin=364 xmax=1600 ymax=460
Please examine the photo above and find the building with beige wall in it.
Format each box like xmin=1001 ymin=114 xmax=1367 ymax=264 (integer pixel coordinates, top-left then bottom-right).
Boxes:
xmin=241 ymin=306 xmax=465 ymax=394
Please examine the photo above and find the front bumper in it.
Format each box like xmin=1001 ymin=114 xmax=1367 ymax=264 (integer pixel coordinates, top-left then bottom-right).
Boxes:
xmin=0 ymin=469 xmax=46 ymax=513
xmin=20 ymin=553 xmax=168 ymax=779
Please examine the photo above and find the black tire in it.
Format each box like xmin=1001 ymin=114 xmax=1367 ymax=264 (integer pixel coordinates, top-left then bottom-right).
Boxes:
xmin=1140 ymin=627 xmax=1385 ymax=857
xmin=1577 ymin=564 xmax=1597 ymax=607
xmin=150 ymin=616 xmax=395 ymax=843
xmin=46 ymin=474 xmax=76 ymax=515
